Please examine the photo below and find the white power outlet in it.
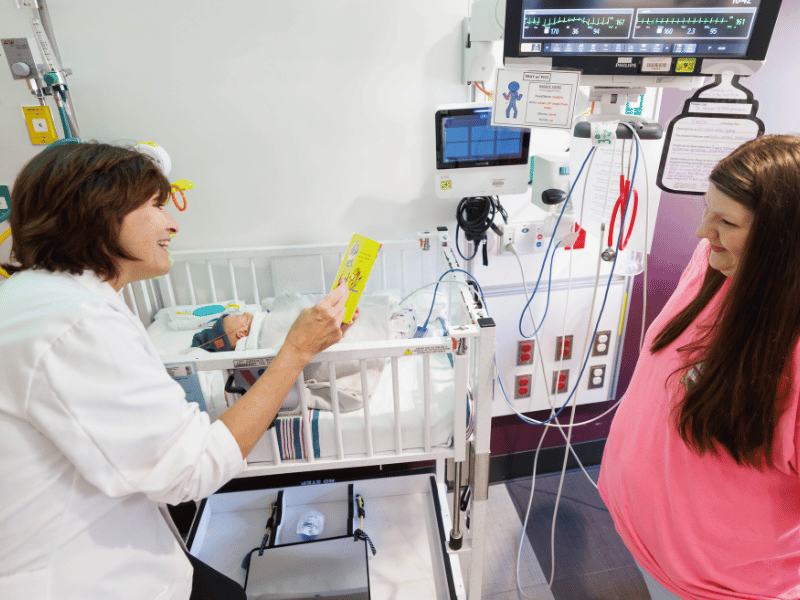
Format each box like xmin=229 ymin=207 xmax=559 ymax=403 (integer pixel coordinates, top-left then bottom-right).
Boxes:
xmin=498 ymin=221 xmax=547 ymax=254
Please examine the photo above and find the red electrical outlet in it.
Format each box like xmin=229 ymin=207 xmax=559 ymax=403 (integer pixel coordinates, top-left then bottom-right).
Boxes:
xmin=517 ymin=340 xmax=534 ymax=366
xmin=552 ymin=369 xmax=570 ymax=394
xmin=555 ymin=335 xmax=573 ymax=361
xmin=515 ymin=374 xmax=532 ymax=399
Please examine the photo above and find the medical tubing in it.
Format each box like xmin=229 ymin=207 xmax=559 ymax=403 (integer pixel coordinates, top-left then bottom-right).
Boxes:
xmin=57 ymin=105 xmax=72 ymax=139
xmin=535 ymin=240 xmax=561 ymax=335
xmin=511 ymin=140 xmax=641 ymax=596
xmin=625 ymin=125 xmax=650 ymax=353
xmin=499 ymin=133 xmax=640 ymax=430
xmin=505 ymin=136 xmax=639 ymax=425
xmin=518 ymin=239 xmax=562 ymax=340
xmin=543 ymin=135 xmax=641 ymax=588
xmin=503 ymin=248 xmax=599 ymax=482
xmin=607 ymin=178 xmax=638 ymax=251
xmin=420 ymin=269 xmax=485 ymax=333
xmin=518 ymin=146 xmax=596 ymax=340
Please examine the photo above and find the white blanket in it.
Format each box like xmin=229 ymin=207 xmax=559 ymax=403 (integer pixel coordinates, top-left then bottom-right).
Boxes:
xmin=248 ymin=293 xmax=397 ymax=413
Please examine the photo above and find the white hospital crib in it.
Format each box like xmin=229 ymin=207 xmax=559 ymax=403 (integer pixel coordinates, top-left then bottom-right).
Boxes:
xmin=124 ymin=229 xmax=496 ymax=600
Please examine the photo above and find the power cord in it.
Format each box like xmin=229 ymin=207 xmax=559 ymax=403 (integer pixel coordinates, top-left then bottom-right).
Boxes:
xmin=455 ymin=196 xmax=507 ymax=266
xmin=506 ymin=125 xmax=647 ymax=598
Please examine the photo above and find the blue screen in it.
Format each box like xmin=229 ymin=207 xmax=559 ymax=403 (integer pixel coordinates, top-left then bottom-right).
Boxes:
xmin=442 ymin=112 xmax=524 ymax=163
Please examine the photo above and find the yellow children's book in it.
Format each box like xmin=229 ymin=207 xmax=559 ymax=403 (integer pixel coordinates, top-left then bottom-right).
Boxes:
xmin=334 ymin=233 xmax=381 ymax=323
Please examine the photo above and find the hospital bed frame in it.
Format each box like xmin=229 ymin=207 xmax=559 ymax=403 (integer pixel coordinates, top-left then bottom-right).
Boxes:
xmin=124 ymin=229 xmax=496 ymax=600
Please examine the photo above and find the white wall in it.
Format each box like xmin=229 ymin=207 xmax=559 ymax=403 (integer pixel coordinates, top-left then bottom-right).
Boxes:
xmin=0 ymin=0 xmax=477 ymax=256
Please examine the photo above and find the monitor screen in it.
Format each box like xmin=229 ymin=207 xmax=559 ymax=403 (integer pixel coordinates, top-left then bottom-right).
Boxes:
xmin=436 ymin=106 xmax=530 ymax=170
xmin=503 ymin=0 xmax=782 ymax=78
xmin=434 ymin=104 xmax=532 ymax=198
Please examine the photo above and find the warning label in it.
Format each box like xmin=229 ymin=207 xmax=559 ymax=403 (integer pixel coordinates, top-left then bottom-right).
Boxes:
xmin=166 ymin=363 xmax=194 ymax=378
xmin=408 ymin=344 xmax=452 ymax=356
xmin=234 ymin=357 xmax=274 ymax=369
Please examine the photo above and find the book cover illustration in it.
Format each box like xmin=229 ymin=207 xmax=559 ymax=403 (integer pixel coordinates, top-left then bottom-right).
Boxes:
xmin=333 ymin=233 xmax=381 ymax=323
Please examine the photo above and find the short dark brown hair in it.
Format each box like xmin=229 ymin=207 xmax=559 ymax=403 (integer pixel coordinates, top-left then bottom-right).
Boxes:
xmin=3 ymin=142 xmax=171 ymax=281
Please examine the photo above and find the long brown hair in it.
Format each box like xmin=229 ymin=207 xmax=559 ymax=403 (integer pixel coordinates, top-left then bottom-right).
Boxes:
xmin=2 ymin=142 xmax=170 ymax=281
xmin=650 ymin=134 xmax=800 ymax=468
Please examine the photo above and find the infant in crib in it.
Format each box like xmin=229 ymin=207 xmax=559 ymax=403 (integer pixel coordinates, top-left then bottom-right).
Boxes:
xmin=191 ymin=312 xmax=254 ymax=352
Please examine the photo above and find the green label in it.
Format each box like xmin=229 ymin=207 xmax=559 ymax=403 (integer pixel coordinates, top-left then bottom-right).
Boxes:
xmin=0 ymin=186 xmax=9 ymax=223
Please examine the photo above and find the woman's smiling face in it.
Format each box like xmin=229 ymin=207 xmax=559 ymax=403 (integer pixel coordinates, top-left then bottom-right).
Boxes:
xmin=110 ymin=194 xmax=179 ymax=290
xmin=695 ymin=183 xmax=754 ymax=278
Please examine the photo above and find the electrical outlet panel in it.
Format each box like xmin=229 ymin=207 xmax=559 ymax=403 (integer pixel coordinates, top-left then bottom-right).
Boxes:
xmin=592 ymin=330 xmax=612 ymax=357
xmin=552 ymin=369 xmax=569 ymax=395
xmin=588 ymin=365 xmax=606 ymax=390
xmin=514 ymin=374 xmax=532 ymax=399
xmin=555 ymin=335 xmax=573 ymax=361
xmin=517 ymin=340 xmax=534 ymax=366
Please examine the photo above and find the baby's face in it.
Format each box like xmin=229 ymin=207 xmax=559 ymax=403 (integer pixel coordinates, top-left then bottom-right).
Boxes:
xmin=223 ymin=312 xmax=253 ymax=347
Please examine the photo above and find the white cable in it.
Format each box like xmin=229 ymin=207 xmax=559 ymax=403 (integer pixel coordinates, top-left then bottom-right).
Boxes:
xmin=507 ymin=247 xmax=598 ymax=482
xmin=509 ymin=131 xmax=646 ymax=595
xmin=398 ymin=280 xmax=473 ymax=306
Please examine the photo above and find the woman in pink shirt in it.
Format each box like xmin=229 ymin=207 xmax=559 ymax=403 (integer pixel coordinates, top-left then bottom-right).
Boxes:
xmin=599 ymin=134 xmax=800 ymax=600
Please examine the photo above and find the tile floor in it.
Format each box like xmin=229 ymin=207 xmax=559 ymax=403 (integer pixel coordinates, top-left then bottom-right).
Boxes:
xmin=474 ymin=465 xmax=651 ymax=600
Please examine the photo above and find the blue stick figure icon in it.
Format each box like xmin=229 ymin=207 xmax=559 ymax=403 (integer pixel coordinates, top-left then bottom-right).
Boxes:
xmin=503 ymin=81 xmax=523 ymax=119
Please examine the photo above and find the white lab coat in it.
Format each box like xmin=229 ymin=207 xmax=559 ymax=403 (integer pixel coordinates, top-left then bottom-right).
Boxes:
xmin=0 ymin=269 xmax=246 ymax=599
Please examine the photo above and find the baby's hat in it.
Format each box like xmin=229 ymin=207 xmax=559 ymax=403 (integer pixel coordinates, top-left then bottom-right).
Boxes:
xmin=191 ymin=317 xmax=232 ymax=352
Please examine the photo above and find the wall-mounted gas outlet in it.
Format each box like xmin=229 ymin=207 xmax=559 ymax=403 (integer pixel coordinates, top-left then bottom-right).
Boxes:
xmin=588 ymin=365 xmax=606 ymax=390
xmin=497 ymin=221 xmax=547 ymax=255
xmin=592 ymin=330 xmax=612 ymax=357
xmin=552 ymin=369 xmax=569 ymax=395
xmin=515 ymin=374 xmax=532 ymax=399
xmin=555 ymin=335 xmax=573 ymax=361
xmin=517 ymin=340 xmax=534 ymax=366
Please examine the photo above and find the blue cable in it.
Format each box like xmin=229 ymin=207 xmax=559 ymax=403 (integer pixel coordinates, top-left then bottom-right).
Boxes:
xmin=518 ymin=146 xmax=596 ymax=339
xmin=409 ymin=133 xmax=640 ymax=427
xmin=525 ymin=240 xmax=561 ymax=339
xmin=507 ymin=133 xmax=640 ymax=425
xmin=414 ymin=268 xmax=486 ymax=338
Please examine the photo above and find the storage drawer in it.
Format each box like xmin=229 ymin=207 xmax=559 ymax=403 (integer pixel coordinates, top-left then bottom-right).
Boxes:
xmin=187 ymin=471 xmax=465 ymax=599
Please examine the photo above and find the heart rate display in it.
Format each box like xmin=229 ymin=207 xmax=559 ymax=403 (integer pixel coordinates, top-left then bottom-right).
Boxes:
xmin=523 ymin=10 xmax=633 ymax=40
xmin=634 ymin=9 xmax=757 ymax=40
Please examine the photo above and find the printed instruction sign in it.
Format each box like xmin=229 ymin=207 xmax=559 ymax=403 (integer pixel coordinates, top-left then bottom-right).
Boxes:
xmin=657 ymin=75 xmax=764 ymax=195
xmin=492 ymin=68 xmax=579 ymax=130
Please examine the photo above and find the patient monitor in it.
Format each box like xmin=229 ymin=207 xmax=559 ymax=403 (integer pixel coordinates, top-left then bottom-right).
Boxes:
xmin=503 ymin=0 xmax=782 ymax=124
xmin=503 ymin=0 xmax=781 ymax=86
xmin=435 ymin=103 xmax=531 ymax=199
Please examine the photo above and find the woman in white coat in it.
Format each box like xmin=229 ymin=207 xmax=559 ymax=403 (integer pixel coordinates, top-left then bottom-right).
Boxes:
xmin=0 ymin=142 xmax=353 ymax=599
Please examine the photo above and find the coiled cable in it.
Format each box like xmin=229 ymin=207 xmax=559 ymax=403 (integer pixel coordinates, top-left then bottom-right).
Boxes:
xmin=455 ymin=195 xmax=507 ymax=265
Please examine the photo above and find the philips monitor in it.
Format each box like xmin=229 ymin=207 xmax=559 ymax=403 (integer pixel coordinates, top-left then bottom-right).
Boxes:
xmin=503 ymin=0 xmax=782 ymax=88
xmin=435 ymin=103 xmax=532 ymax=199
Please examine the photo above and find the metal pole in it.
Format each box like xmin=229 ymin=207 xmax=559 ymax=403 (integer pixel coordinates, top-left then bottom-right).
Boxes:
xmin=449 ymin=462 xmax=463 ymax=550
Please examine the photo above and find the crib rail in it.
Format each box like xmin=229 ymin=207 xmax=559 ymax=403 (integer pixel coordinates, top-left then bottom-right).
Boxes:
xmin=131 ymin=230 xmax=492 ymax=476
xmin=124 ymin=235 xmax=448 ymax=327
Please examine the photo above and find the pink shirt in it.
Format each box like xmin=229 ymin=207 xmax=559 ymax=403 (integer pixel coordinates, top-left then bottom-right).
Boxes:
xmin=599 ymin=239 xmax=800 ymax=600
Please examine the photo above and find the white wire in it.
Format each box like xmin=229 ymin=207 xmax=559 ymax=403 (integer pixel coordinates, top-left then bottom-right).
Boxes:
xmin=398 ymin=280 xmax=473 ymax=306
xmin=509 ymin=126 xmax=653 ymax=596
xmin=508 ymin=248 xmax=599 ymax=482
